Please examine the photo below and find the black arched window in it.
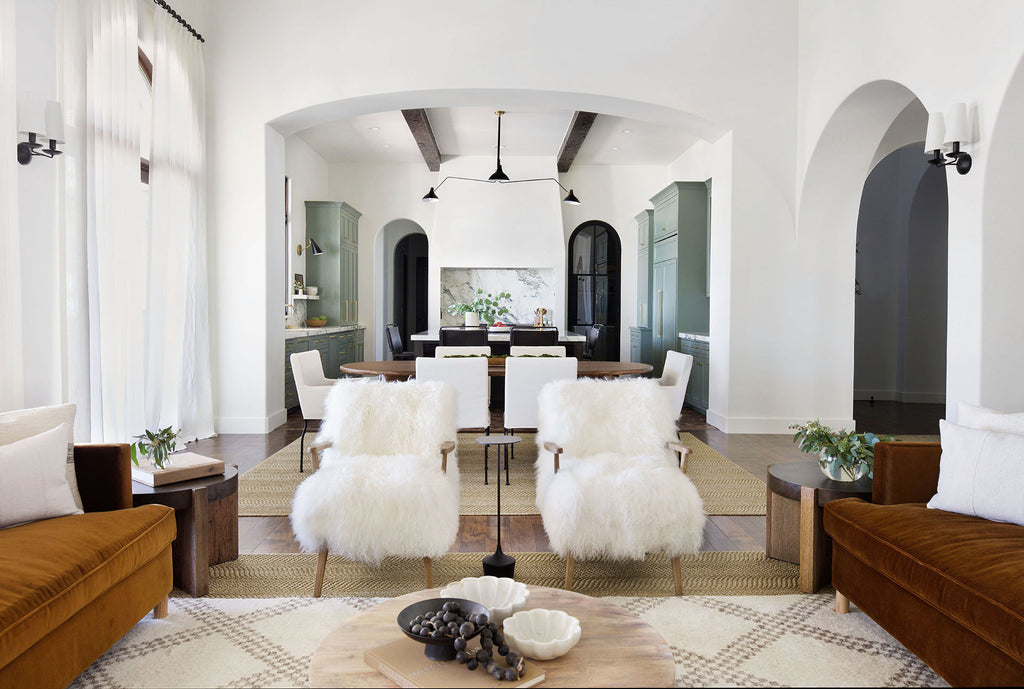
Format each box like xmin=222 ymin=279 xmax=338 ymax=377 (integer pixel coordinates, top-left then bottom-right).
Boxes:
xmin=567 ymin=221 xmax=621 ymax=360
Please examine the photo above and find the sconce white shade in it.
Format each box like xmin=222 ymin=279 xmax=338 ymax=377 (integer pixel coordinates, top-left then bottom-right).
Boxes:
xmin=924 ymin=112 xmax=946 ymax=152
xmin=944 ymin=102 xmax=970 ymax=145
xmin=44 ymin=101 xmax=65 ymax=143
xmin=17 ymin=92 xmax=45 ymax=135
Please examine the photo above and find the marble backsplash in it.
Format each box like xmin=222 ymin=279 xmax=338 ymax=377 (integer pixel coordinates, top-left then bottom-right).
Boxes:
xmin=441 ymin=268 xmax=556 ymax=326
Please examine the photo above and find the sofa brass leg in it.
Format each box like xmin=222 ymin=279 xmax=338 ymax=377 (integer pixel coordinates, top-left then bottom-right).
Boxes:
xmin=153 ymin=595 xmax=169 ymax=619
xmin=835 ymin=590 xmax=850 ymax=614
xmin=564 ymin=555 xmax=575 ymax=590
xmin=424 ymin=557 xmax=434 ymax=588
xmin=314 ymin=548 xmax=328 ymax=598
xmin=672 ymin=556 xmax=683 ymax=596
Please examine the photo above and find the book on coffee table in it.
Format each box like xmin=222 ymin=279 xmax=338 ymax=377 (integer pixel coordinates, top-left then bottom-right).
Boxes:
xmin=364 ymin=638 xmax=545 ymax=688
xmin=130 ymin=451 xmax=225 ymax=487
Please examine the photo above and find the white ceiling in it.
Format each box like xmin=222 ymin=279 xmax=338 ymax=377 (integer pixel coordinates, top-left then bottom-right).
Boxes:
xmin=295 ymin=106 xmax=700 ymax=167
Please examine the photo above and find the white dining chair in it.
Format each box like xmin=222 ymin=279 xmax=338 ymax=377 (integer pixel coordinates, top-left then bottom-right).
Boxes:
xmin=434 ymin=346 xmax=491 ymax=358
xmin=659 ymin=350 xmax=694 ymax=415
xmin=503 ymin=356 xmax=578 ymax=477
xmin=509 ymin=346 xmax=567 ymax=357
xmin=416 ymin=355 xmax=492 ymax=481
xmin=290 ymin=350 xmax=334 ymax=472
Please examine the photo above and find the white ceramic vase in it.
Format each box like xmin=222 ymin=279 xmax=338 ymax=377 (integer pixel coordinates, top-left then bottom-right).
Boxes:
xmin=464 ymin=312 xmax=480 ymax=327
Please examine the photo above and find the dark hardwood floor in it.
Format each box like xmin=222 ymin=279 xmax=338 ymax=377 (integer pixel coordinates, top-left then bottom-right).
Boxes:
xmin=190 ymin=400 xmax=944 ymax=557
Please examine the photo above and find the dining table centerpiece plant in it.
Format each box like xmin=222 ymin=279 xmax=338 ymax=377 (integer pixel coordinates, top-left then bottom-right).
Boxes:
xmin=130 ymin=425 xmax=182 ymax=470
xmin=447 ymin=289 xmax=513 ymax=326
xmin=789 ymin=419 xmax=895 ymax=482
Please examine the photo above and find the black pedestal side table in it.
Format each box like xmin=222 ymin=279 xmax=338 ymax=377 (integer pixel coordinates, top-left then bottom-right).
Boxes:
xmin=475 ymin=435 xmax=521 ymax=578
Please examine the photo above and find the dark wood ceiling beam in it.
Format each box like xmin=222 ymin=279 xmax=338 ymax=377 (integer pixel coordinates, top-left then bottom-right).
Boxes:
xmin=557 ymin=111 xmax=597 ymax=173
xmin=401 ymin=108 xmax=441 ymax=172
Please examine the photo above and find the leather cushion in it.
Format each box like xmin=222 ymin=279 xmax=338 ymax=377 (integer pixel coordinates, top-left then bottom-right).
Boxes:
xmin=0 ymin=504 xmax=175 ymax=668
xmin=825 ymin=498 xmax=1024 ymax=664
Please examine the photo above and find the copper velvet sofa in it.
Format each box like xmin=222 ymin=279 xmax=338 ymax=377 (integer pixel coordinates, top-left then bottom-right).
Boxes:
xmin=0 ymin=444 xmax=176 ymax=688
xmin=824 ymin=441 xmax=1024 ymax=686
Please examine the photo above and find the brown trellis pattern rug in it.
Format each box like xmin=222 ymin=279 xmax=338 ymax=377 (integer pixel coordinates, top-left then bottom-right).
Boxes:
xmin=238 ymin=433 xmax=766 ymax=517
xmin=69 ymin=592 xmax=946 ymax=688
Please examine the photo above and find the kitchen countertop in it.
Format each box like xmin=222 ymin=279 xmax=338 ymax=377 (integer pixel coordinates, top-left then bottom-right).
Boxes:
xmin=678 ymin=332 xmax=710 ymax=343
xmin=285 ymin=324 xmax=364 ymax=339
xmin=410 ymin=328 xmax=585 ymax=342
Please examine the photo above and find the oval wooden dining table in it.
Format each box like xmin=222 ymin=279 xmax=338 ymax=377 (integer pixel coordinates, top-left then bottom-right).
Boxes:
xmin=339 ymin=359 xmax=653 ymax=381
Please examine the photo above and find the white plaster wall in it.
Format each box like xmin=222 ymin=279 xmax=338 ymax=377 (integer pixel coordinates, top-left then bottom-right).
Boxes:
xmin=798 ymin=0 xmax=1024 ymax=422
xmin=202 ymin=0 xmax=798 ymax=431
xmin=284 ymin=135 xmax=329 ymax=324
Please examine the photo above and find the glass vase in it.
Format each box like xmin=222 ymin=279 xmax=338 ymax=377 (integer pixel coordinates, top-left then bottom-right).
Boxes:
xmin=818 ymin=453 xmax=868 ymax=482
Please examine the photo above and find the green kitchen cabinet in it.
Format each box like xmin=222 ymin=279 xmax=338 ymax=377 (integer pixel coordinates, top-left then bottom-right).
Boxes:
xmin=284 ymin=328 xmax=364 ymax=409
xmin=304 ymin=201 xmax=361 ymax=326
xmin=678 ymin=337 xmax=710 ymax=413
xmin=652 ymin=236 xmax=678 ymax=378
xmin=649 ymin=181 xmax=709 ymax=336
xmin=284 ymin=337 xmax=309 ymax=409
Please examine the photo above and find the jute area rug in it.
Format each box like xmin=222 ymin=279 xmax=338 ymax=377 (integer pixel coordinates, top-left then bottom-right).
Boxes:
xmin=69 ymin=593 xmax=946 ymax=688
xmin=206 ymin=551 xmax=799 ymax=598
xmin=238 ymin=432 xmax=766 ymax=517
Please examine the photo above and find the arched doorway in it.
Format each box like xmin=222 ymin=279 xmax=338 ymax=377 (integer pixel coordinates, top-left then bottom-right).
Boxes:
xmin=567 ymin=222 xmax=621 ymax=360
xmin=393 ymin=233 xmax=428 ymax=348
xmin=854 ymin=144 xmax=948 ymax=433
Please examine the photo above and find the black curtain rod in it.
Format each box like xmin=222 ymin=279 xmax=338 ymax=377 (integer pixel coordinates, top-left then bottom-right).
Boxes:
xmin=151 ymin=0 xmax=205 ymax=43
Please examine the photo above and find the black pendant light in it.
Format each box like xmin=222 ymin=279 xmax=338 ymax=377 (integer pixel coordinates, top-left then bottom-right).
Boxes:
xmin=421 ymin=109 xmax=581 ymax=205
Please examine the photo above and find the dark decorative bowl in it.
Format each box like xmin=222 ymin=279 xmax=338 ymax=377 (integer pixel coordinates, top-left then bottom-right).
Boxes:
xmin=397 ymin=597 xmax=489 ymax=660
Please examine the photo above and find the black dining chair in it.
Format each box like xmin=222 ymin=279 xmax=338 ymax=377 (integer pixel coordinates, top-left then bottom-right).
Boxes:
xmin=439 ymin=326 xmax=489 ymax=346
xmin=509 ymin=326 xmax=559 ymax=346
xmin=385 ymin=323 xmax=415 ymax=360
xmin=580 ymin=323 xmax=604 ymax=360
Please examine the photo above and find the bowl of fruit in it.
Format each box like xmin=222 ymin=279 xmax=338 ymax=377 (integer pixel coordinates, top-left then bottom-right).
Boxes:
xmin=502 ymin=608 xmax=581 ymax=660
xmin=305 ymin=316 xmax=327 ymax=327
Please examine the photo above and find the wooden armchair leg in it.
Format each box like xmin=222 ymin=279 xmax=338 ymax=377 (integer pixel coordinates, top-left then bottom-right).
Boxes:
xmin=671 ymin=556 xmax=683 ymax=596
xmin=835 ymin=590 xmax=850 ymax=614
xmin=153 ymin=595 xmax=168 ymax=619
xmin=314 ymin=548 xmax=328 ymax=598
xmin=564 ymin=555 xmax=575 ymax=590
xmin=424 ymin=557 xmax=433 ymax=589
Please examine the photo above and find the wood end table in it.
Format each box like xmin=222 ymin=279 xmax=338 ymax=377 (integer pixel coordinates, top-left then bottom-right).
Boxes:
xmin=765 ymin=461 xmax=872 ymax=593
xmin=132 ymin=464 xmax=239 ymax=597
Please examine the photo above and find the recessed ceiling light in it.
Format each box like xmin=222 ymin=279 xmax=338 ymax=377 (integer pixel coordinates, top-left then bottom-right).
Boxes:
xmin=368 ymin=126 xmax=380 ymax=131
xmin=611 ymin=146 xmax=620 ymax=151
xmin=622 ymin=129 xmax=632 ymax=134
xmin=383 ymin=144 xmax=391 ymax=149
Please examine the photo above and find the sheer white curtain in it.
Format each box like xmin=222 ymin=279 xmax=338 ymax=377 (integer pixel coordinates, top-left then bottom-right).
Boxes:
xmin=146 ymin=9 xmax=213 ymax=440
xmin=0 ymin=0 xmax=24 ymax=411
xmin=61 ymin=0 xmax=213 ymax=442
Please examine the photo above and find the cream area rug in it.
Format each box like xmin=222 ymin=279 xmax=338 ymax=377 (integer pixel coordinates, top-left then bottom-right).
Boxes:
xmin=69 ymin=593 xmax=946 ymax=688
xmin=239 ymin=432 xmax=766 ymax=517
xmin=207 ymin=551 xmax=800 ymax=598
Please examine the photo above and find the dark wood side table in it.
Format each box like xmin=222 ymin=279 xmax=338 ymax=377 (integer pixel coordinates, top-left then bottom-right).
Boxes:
xmin=132 ymin=465 xmax=239 ymax=597
xmin=766 ymin=462 xmax=872 ymax=593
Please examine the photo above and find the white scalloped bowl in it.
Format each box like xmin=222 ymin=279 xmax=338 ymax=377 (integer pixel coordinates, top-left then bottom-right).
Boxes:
xmin=438 ymin=576 xmax=529 ymax=626
xmin=502 ymin=608 xmax=581 ymax=660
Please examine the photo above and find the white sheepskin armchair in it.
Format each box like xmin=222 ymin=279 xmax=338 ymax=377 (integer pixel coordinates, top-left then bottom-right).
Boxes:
xmin=290 ymin=377 xmax=459 ymax=595
xmin=536 ymin=377 xmax=706 ymax=594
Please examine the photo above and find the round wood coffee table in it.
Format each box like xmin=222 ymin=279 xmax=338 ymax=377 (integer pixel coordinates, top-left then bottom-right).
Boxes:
xmin=309 ymin=585 xmax=674 ymax=687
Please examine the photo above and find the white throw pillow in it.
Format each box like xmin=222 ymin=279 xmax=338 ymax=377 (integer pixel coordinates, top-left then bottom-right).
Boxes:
xmin=958 ymin=401 xmax=1024 ymax=435
xmin=928 ymin=420 xmax=1024 ymax=527
xmin=0 ymin=423 xmax=83 ymax=528
xmin=0 ymin=403 xmax=82 ymax=511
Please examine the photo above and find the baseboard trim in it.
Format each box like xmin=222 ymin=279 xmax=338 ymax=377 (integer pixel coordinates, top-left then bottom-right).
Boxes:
xmin=214 ymin=410 xmax=288 ymax=435
xmin=707 ymin=413 xmax=856 ymax=434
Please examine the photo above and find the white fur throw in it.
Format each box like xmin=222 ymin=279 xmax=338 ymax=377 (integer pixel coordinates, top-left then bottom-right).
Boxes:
xmin=535 ymin=378 xmax=705 ymax=560
xmin=290 ymin=378 xmax=460 ymax=563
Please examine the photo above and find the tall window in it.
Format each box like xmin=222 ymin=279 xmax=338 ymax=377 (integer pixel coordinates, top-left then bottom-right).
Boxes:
xmin=138 ymin=47 xmax=152 ymax=184
xmin=567 ymin=222 xmax=621 ymax=359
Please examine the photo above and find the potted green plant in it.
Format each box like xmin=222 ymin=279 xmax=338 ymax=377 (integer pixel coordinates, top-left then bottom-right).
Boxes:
xmin=789 ymin=419 xmax=895 ymax=482
xmin=131 ymin=426 xmax=182 ymax=470
xmin=447 ymin=289 xmax=513 ymax=326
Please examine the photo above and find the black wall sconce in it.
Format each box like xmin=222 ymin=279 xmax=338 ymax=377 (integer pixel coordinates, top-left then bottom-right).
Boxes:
xmin=17 ymin=98 xmax=64 ymax=165
xmin=296 ymin=237 xmax=323 ymax=256
xmin=925 ymin=102 xmax=972 ymax=175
